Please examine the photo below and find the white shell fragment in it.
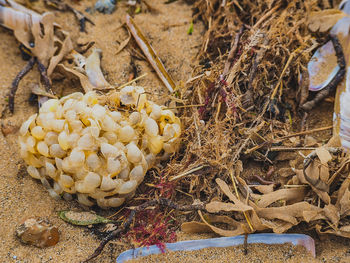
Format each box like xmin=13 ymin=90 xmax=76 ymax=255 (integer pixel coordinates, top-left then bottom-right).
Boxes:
xmin=18 ymin=88 xmax=181 ymax=208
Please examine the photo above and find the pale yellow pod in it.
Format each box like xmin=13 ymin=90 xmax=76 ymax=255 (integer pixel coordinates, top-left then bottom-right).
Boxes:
xmin=40 ymin=99 xmax=59 ymax=113
xmin=126 ymin=143 xmax=142 ymax=163
xmin=24 ymin=153 xmax=43 ymax=168
xmin=36 ymin=112 xmax=54 ymax=128
xmin=44 ymin=131 xmax=58 ymax=146
xmin=53 ymin=182 xmax=63 ymax=194
xmin=69 ymin=148 xmax=85 ymax=166
xmin=68 ymin=133 xmax=80 ymax=149
xmin=27 ymin=166 xmax=41 ymax=179
xmin=148 ymin=135 xmax=163 ymax=154
xmin=101 ymin=142 xmax=120 ymax=158
xmin=100 ymin=115 xmax=118 ymax=132
xmin=59 ymin=174 xmax=74 ymax=188
xmin=69 ymin=120 xmax=83 ymax=133
xmin=109 ymin=111 xmax=122 ymax=122
xmin=118 ymin=180 xmax=137 ymax=194
xmin=62 ymin=98 xmax=76 ymax=112
xmin=88 ymin=119 xmax=101 ymax=138
xmin=19 ymin=114 xmax=37 ymax=136
xmin=107 ymin=157 xmax=121 ymax=175
xmin=77 ymin=193 xmax=94 ymax=206
xmin=19 ymin=141 xmax=29 ymax=159
xmin=150 ymin=104 xmax=162 ymax=120
xmin=83 ymin=172 xmax=101 ymax=190
xmin=162 ymin=124 xmax=175 ymax=141
xmin=129 ymin=112 xmax=141 ymax=125
xmin=97 ymin=197 xmax=125 ymax=208
xmin=163 ymin=142 xmax=176 ymax=153
xmin=83 ymin=91 xmax=99 ymax=106
xmin=86 ymin=152 xmax=101 ymax=171
xmin=118 ymin=167 xmax=130 ymax=180
xmin=100 ymin=175 xmax=118 ymax=191
xmin=26 ymin=136 xmax=37 ymax=154
xmin=145 ymin=153 xmax=156 ymax=168
xmin=31 ymin=126 xmax=46 ymax=140
xmin=60 ymin=92 xmax=84 ymax=104
xmin=77 ymin=134 xmax=96 ymax=151
xmin=102 ymin=131 xmax=119 ymax=144
xmin=144 ymin=117 xmax=159 ymax=137
xmin=58 ymin=131 xmax=70 ymax=150
xmin=55 ymin=157 xmax=63 ymax=171
xmin=118 ymin=125 xmax=136 ymax=143
xmin=49 ymin=144 xmax=66 ymax=158
xmin=92 ymin=104 xmax=106 ymax=120
xmin=45 ymin=161 xmax=57 ymax=179
xmin=113 ymin=142 xmax=126 ymax=152
xmin=49 ymin=119 xmax=66 ymax=132
xmin=37 ymin=141 xmax=49 ymax=157
xmin=65 ymin=110 xmax=77 ymax=122
xmin=129 ymin=165 xmax=144 ymax=183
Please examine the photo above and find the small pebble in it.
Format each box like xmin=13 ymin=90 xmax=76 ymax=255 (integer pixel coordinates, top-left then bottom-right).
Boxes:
xmin=15 ymin=217 xmax=59 ymax=248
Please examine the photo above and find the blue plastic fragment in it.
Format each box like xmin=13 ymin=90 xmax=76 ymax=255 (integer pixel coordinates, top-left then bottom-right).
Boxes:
xmin=94 ymin=0 xmax=116 ymax=14
xmin=116 ymin=233 xmax=315 ymax=262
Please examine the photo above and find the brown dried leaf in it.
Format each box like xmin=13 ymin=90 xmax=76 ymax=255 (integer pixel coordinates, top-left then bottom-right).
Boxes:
xmin=215 ymin=178 xmax=242 ymax=205
xmin=47 ymin=33 xmax=73 ymax=76
xmin=256 ymin=188 xmax=307 ymax=208
xmin=304 ymin=136 xmax=318 ymax=147
xmin=57 ymin=64 xmax=94 ymax=93
xmin=205 ymin=201 xmax=252 ymax=213
xmin=254 ymin=184 xmax=275 ymax=194
xmin=198 ymin=211 xmax=245 ymax=236
xmin=295 ymin=169 xmax=331 ymax=204
xmin=308 ymin=10 xmax=347 ymax=32
xmin=316 ymin=224 xmax=350 ymax=238
xmin=323 ymin=204 xmax=339 ymax=226
xmin=257 ymin=202 xmax=324 ymax=225
xmin=30 ymin=13 xmax=56 ymax=67
xmin=339 ymin=188 xmax=350 ymax=216
xmin=116 ymin=29 xmax=131 ymax=55
xmin=315 ymin=146 xmax=332 ymax=165
xmin=181 ymin=221 xmax=212 ymax=234
xmin=278 ymin=167 xmax=294 ymax=178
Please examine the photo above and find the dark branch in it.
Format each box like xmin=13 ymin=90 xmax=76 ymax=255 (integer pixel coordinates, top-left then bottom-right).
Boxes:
xmin=9 ymin=57 xmax=36 ymax=113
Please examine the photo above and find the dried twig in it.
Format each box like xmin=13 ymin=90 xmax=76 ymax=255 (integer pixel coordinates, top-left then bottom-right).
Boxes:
xmin=9 ymin=57 xmax=36 ymax=113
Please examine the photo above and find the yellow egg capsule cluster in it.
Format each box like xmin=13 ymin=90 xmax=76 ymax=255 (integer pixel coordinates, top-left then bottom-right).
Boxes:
xmin=18 ymin=87 xmax=181 ymax=208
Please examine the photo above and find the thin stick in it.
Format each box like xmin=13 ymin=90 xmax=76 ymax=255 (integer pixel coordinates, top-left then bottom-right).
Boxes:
xmin=126 ymin=14 xmax=176 ymax=93
xmin=9 ymin=57 xmax=36 ymax=113
xmin=245 ymin=125 xmax=333 ymax=154
xmin=222 ymin=25 xmax=244 ymax=77
xmin=169 ymin=165 xmax=205 ymax=181
xmin=252 ymin=4 xmax=281 ymax=30
xmin=37 ymin=61 xmax=52 ymax=92
xmin=116 ymin=73 xmax=148 ymax=90
xmin=270 ymin=146 xmax=317 ymax=151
